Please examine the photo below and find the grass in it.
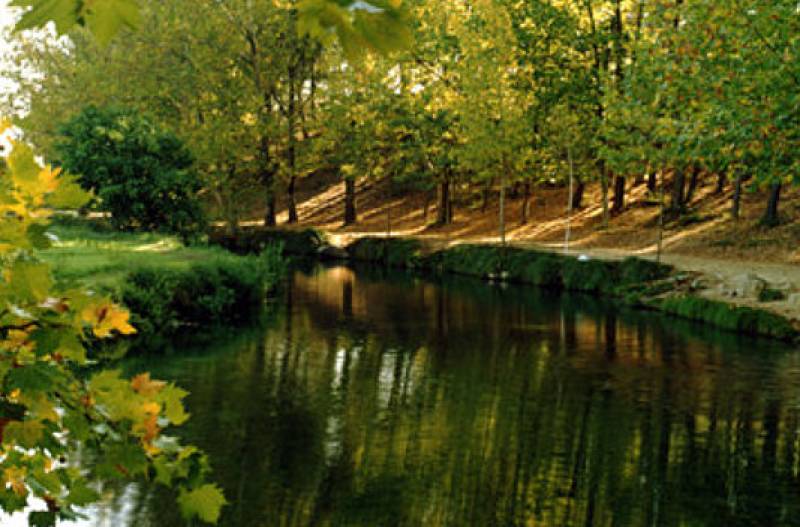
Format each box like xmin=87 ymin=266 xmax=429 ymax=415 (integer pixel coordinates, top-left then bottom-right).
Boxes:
xmin=39 ymin=223 xmax=242 ymax=293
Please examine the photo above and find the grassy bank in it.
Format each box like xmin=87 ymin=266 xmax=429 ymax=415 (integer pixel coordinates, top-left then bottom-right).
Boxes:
xmin=41 ymin=221 xmax=287 ymax=347
xmin=40 ymin=222 xmax=241 ymax=291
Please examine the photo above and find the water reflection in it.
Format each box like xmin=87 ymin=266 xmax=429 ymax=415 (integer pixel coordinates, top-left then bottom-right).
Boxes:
xmin=80 ymin=265 xmax=800 ymax=526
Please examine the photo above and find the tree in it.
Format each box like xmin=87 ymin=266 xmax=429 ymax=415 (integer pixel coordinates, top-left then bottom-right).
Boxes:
xmin=55 ymin=106 xmax=206 ymax=238
xmin=0 ymin=122 xmax=225 ymax=525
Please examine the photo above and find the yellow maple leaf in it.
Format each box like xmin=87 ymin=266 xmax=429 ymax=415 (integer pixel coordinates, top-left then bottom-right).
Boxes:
xmin=131 ymin=373 xmax=165 ymax=397
xmin=3 ymin=466 xmax=27 ymax=497
xmin=82 ymin=303 xmax=137 ymax=338
xmin=38 ymin=165 xmax=61 ymax=194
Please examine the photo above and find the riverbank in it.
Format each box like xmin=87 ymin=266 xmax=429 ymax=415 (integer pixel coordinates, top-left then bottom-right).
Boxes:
xmin=41 ymin=221 xmax=287 ymax=348
xmin=209 ymin=226 xmax=800 ymax=342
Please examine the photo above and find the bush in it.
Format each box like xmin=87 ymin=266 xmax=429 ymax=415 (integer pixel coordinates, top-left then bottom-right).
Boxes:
xmin=618 ymin=257 xmax=673 ymax=284
xmin=347 ymin=237 xmax=423 ymax=267
xmin=55 ymin=106 xmax=206 ymax=239
xmin=758 ymin=288 xmax=786 ymax=302
xmin=209 ymin=227 xmax=323 ymax=258
xmin=122 ymin=245 xmax=286 ymax=342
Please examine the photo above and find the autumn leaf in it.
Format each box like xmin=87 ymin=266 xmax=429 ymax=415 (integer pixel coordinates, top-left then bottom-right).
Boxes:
xmin=81 ymin=302 xmax=136 ymax=338
xmin=130 ymin=373 xmax=165 ymax=397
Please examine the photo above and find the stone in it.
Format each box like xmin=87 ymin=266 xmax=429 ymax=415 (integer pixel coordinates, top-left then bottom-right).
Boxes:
xmin=730 ymin=273 xmax=767 ymax=298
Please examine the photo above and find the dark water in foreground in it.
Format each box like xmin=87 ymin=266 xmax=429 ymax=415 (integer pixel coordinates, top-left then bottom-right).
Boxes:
xmin=83 ymin=265 xmax=800 ymax=526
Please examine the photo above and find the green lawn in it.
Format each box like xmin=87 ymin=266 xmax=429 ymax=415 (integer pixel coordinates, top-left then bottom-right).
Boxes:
xmin=39 ymin=222 xmax=239 ymax=292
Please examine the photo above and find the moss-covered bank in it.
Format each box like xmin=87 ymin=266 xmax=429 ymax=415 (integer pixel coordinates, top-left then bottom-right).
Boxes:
xmin=343 ymin=237 xmax=800 ymax=342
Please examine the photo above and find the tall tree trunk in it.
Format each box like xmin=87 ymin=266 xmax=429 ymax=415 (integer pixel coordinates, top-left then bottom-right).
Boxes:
xmin=647 ymin=171 xmax=657 ymax=193
xmin=670 ymin=167 xmax=686 ymax=212
xmin=521 ymin=182 xmax=531 ymax=224
xmin=761 ymin=182 xmax=782 ymax=227
xmin=716 ymin=173 xmax=727 ymax=194
xmin=344 ymin=177 xmax=356 ymax=225
xmin=423 ymin=190 xmax=431 ymax=225
xmin=259 ymin=135 xmax=277 ymax=227
xmin=265 ymin=193 xmax=277 ymax=227
xmin=684 ymin=166 xmax=700 ymax=204
xmin=657 ymin=170 xmax=665 ymax=263
xmin=572 ymin=177 xmax=585 ymax=209
xmin=481 ymin=182 xmax=491 ymax=214
xmin=611 ymin=175 xmax=626 ymax=213
xmin=287 ymin=64 xmax=299 ymax=224
xmin=437 ymin=178 xmax=450 ymax=225
xmin=731 ymin=171 xmax=744 ymax=220
xmin=600 ymin=168 xmax=610 ymax=228
xmin=499 ymin=172 xmax=506 ymax=245
xmin=287 ymin=176 xmax=298 ymax=224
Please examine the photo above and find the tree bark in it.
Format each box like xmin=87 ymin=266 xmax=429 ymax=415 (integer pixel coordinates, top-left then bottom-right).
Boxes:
xmin=437 ymin=178 xmax=451 ymax=225
xmin=287 ymin=176 xmax=298 ymax=224
xmin=611 ymin=175 xmax=626 ymax=213
xmin=521 ymin=182 xmax=531 ymax=224
xmin=499 ymin=172 xmax=506 ymax=245
xmin=600 ymin=168 xmax=610 ymax=227
xmin=684 ymin=166 xmax=700 ymax=204
xmin=669 ymin=167 xmax=686 ymax=212
xmin=572 ymin=177 xmax=585 ymax=209
xmin=286 ymin=62 xmax=299 ymax=224
xmin=716 ymin=173 xmax=727 ymax=194
xmin=344 ymin=177 xmax=357 ymax=225
xmin=265 ymin=193 xmax=277 ymax=227
xmin=647 ymin=172 xmax=657 ymax=193
xmin=761 ymin=182 xmax=782 ymax=227
xmin=481 ymin=183 xmax=491 ymax=214
xmin=731 ymin=171 xmax=744 ymax=220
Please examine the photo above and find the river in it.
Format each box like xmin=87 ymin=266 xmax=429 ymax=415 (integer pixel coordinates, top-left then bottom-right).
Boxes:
xmin=54 ymin=264 xmax=800 ymax=526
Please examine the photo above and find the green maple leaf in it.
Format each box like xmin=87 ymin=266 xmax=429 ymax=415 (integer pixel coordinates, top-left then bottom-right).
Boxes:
xmin=11 ymin=0 xmax=80 ymax=35
xmin=178 ymin=484 xmax=227 ymax=524
xmin=4 ymin=419 xmax=45 ymax=448
xmin=83 ymin=0 xmax=141 ymax=45
xmin=12 ymin=0 xmax=141 ymax=45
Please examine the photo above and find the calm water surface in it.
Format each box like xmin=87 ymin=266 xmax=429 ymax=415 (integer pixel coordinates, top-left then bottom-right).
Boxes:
xmin=81 ymin=265 xmax=800 ymax=526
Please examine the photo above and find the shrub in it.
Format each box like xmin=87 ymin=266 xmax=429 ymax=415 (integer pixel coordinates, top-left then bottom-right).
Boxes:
xmin=55 ymin=106 xmax=206 ymax=239
xmin=347 ymin=237 xmax=423 ymax=267
xmin=618 ymin=257 xmax=673 ymax=284
xmin=122 ymin=245 xmax=286 ymax=342
xmin=209 ymin=227 xmax=323 ymax=258
xmin=758 ymin=288 xmax=786 ymax=302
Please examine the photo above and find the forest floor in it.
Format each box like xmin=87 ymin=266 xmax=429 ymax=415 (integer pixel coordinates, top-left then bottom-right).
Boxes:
xmin=252 ymin=173 xmax=800 ymax=324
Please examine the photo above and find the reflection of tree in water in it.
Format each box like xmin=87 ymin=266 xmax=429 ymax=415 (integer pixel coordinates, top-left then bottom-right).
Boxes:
xmin=93 ymin=266 xmax=800 ymax=527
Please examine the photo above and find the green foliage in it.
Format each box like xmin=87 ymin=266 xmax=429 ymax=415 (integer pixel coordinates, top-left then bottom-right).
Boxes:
xmin=122 ymin=245 xmax=286 ymax=342
xmin=0 ymin=130 xmax=225 ymax=524
xmin=12 ymin=0 xmax=141 ymax=44
xmin=347 ymin=237 xmax=423 ymax=267
xmin=297 ymin=0 xmax=413 ymax=59
xmin=54 ymin=106 xmax=206 ymax=239
xmin=758 ymin=288 xmax=786 ymax=303
xmin=208 ymin=228 xmax=324 ymax=259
